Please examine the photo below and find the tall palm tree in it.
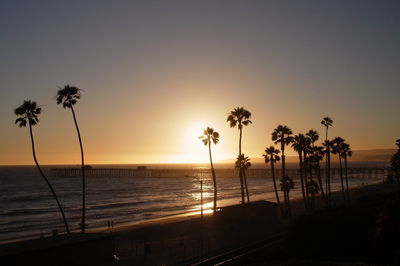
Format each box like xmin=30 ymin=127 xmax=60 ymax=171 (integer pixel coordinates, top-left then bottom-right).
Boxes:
xmin=332 ymin=137 xmax=346 ymax=202
xmin=321 ymin=117 xmax=333 ymax=141
xmin=263 ymin=146 xmax=282 ymax=212
xmin=272 ymin=125 xmax=293 ymax=181
xmin=56 ymin=85 xmax=86 ymax=233
xmin=322 ymin=140 xmax=332 ymax=203
xmin=199 ymin=127 xmax=219 ymax=212
xmin=341 ymin=142 xmax=352 ymax=202
xmin=313 ymin=145 xmax=327 ymax=204
xmin=291 ymin=134 xmax=307 ymax=209
xmin=321 ymin=117 xmax=333 ymax=203
xmin=280 ymin=176 xmax=294 ymax=216
xmin=227 ymin=107 xmax=252 ymax=204
xmin=235 ymin=154 xmax=251 ymax=202
xmin=15 ymin=100 xmax=70 ymax=233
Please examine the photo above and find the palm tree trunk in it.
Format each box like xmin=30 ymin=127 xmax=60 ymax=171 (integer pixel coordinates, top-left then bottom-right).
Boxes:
xmin=317 ymin=161 xmax=327 ymax=204
xmin=271 ymin=162 xmax=283 ymax=214
xmin=327 ymin=149 xmax=331 ymax=204
xmin=29 ymin=122 xmax=70 ymax=233
xmin=281 ymin=141 xmax=285 ymax=179
xmin=303 ymin=151 xmax=310 ymax=206
xmin=344 ymin=155 xmax=350 ymax=203
xmin=238 ymin=128 xmax=245 ymax=204
xmin=298 ymin=152 xmax=307 ymax=209
xmin=208 ymin=142 xmax=217 ymax=212
xmin=339 ymin=156 xmax=345 ymax=203
xmin=71 ymin=106 xmax=86 ymax=233
xmin=243 ymin=170 xmax=250 ymax=202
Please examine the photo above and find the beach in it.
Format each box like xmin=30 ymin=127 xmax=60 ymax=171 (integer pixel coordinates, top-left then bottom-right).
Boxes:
xmin=1 ymin=180 xmax=396 ymax=266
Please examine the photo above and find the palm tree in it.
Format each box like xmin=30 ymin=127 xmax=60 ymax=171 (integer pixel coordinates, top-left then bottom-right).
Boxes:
xmin=227 ymin=107 xmax=252 ymax=204
xmin=306 ymin=130 xmax=319 ymax=148
xmin=332 ymin=137 xmax=346 ymax=202
xmin=235 ymin=154 xmax=251 ymax=202
xmin=272 ymin=125 xmax=293 ymax=181
xmin=291 ymin=134 xmax=308 ymax=209
xmin=199 ymin=127 xmax=219 ymax=212
xmin=322 ymin=140 xmax=332 ymax=203
xmin=321 ymin=117 xmax=333 ymax=203
xmin=56 ymin=85 xmax=86 ymax=233
xmin=390 ymin=139 xmax=400 ymax=193
xmin=263 ymin=146 xmax=282 ymax=211
xmin=280 ymin=176 xmax=294 ymax=216
xmin=341 ymin=142 xmax=352 ymax=202
xmin=306 ymin=180 xmax=320 ymax=210
xmin=15 ymin=100 xmax=70 ymax=233
xmin=313 ymin=145 xmax=327 ymax=204
xmin=321 ymin=117 xmax=333 ymax=141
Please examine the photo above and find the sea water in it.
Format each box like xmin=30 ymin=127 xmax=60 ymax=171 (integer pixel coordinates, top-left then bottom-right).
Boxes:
xmin=0 ymin=163 xmax=386 ymax=242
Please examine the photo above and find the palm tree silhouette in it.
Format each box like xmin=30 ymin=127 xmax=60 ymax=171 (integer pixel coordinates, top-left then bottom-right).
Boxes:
xmin=291 ymin=134 xmax=308 ymax=209
xmin=272 ymin=125 xmax=293 ymax=182
xmin=306 ymin=130 xmax=319 ymax=148
xmin=227 ymin=107 xmax=252 ymax=204
xmin=56 ymin=85 xmax=87 ymax=233
xmin=280 ymin=176 xmax=294 ymax=216
xmin=321 ymin=117 xmax=333 ymax=141
xmin=15 ymin=100 xmax=70 ymax=233
xmin=235 ymin=154 xmax=251 ymax=202
xmin=341 ymin=142 xmax=352 ymax=202
xmin=322 ymin=140 xmax=332 ymax=203
xmin=306 ymin=180 xmax=320 ymax=210
xmin=263 ymin=146 xmax=283 ymax=213
xmin=332 ymin=137 xmax=346 ymax=202
xmin=321 ymin=117 xmax=333 ymax=203
xmin=199 ymin=127 xmax=219 ymax=212
xmin=312 ymin=145 xmax=327 ymax=204
xmin=390 ymin=139 xmax=400 ymax=192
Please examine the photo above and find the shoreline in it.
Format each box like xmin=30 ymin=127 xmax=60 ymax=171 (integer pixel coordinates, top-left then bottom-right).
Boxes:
xmin=0 ymin=181 xmax=395 ymax=265
xmin=0 ymin=178 xmax=383 ymax=245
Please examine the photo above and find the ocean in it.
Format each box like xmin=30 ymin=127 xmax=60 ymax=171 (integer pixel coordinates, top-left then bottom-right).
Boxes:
xmin=0 ymin=163 xmax=388 ymax=243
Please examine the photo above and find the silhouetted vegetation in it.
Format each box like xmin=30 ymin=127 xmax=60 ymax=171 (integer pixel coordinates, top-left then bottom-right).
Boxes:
xmin=199 ymin=127 xmax=220 ymax=212
xmin=390 ymin=138 xmax=400 ymax=192
xmin=227 ymin=107 xmax=252 ymax=204
xmin=263 ymin=146 xmax=282 ymax=213
xmin=235 ymin=154 xmax=251 ymax=202
xmin=280 ymin=176 xmax=294 ymax=216
xmin=321 ymin=117 xmax=333 ymax=204
xmin=14 ymin=100 xmax=70 ymax=233
xmin=291 ymin=133 xmax=308 ymax=209
xmin=332 ymin=136 xmax=346 ymax=202
xmin=56 ymin=85 xmax=87 ymax=233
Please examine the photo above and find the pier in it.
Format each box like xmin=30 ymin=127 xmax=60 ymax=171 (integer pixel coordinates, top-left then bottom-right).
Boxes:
xmin=50 ymin=167 xmax=391 ymax=179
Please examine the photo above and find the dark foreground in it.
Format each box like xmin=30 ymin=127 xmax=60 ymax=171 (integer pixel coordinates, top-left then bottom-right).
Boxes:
xmin=226 ymin=184 xmax=400 ymax=265
xmin=1 ymin=183 xmax=399 ymax=265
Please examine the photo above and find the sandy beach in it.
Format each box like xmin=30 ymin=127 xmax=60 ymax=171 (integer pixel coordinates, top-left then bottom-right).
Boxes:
xmin=1 ymin=180 xmax=395 ymax=266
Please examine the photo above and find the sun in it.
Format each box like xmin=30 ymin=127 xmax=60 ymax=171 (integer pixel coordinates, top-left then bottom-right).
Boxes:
xmin=179 ymin=122 xmax=210 ymax=163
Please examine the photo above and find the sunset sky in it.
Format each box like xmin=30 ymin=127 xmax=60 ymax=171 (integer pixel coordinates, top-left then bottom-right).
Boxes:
xmin=1 ymin=0 xmax=399 ymax=165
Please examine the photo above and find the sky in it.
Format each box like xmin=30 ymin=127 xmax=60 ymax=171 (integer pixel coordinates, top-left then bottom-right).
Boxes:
xmin=1 ymin=0 xmax=399 ymax=165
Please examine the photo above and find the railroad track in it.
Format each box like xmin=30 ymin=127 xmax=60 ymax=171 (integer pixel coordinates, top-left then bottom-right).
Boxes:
xmin=186 ymin=233 xmax=287 ymax=266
